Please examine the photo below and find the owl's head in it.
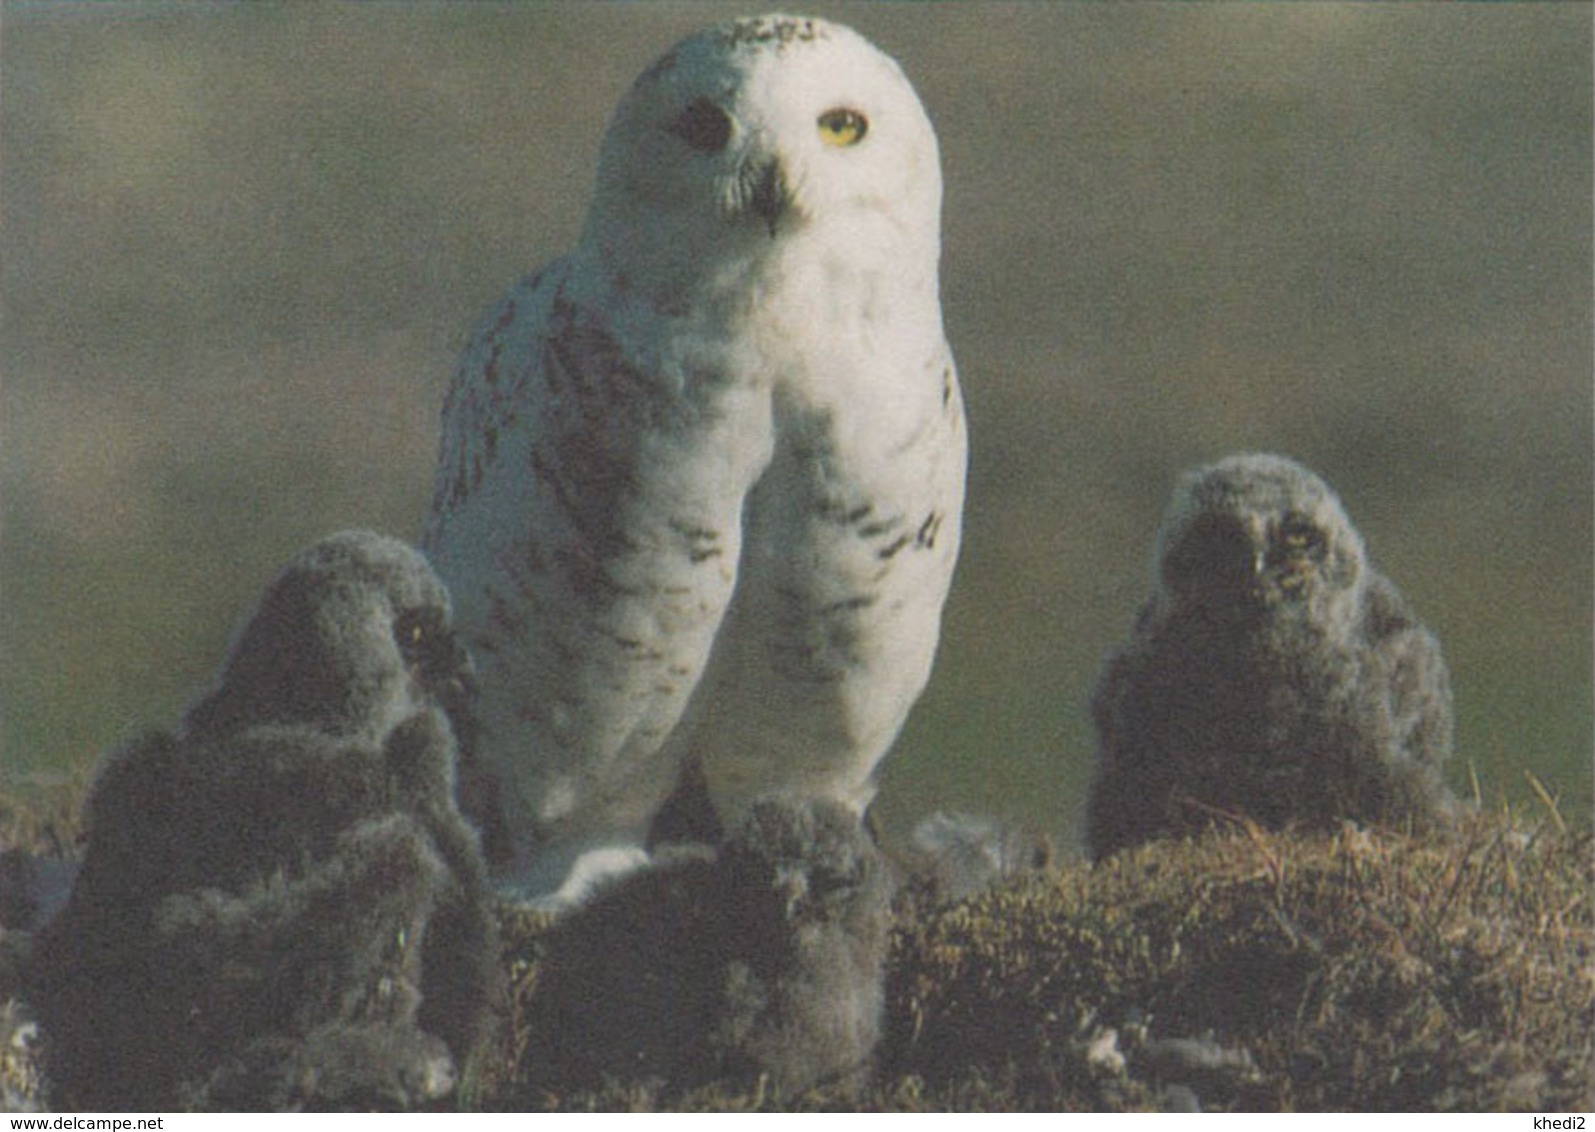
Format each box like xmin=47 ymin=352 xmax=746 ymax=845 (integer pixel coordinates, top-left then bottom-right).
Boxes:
xmin=1153 ymin=453 xmax=1368 ymax=629
xmin=583 ymin=15 xmax=942 ymax=299
xmin=186 ymin=531 xmax=474 ymax=746
xmin=722 ymin=795 xmax=888 ymax=931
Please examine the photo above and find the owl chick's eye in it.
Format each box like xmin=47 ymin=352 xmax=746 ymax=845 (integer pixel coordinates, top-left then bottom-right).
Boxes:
xmin=672 ymin=98 xmax=734 ymax=153
xmin=393 ymin=608 xmax=441 ymax=666
xmin=817 ymin=107 xmax=868 ymax=147
xmin=1278 ymin=515 xmax=1325 ymax=558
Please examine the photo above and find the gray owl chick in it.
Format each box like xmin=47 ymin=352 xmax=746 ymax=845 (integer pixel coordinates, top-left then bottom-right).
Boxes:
xmin=30 ymin=531 xmax=500 ymax=1111
xmin=904 ymin=811 xmax=1051 ymax=903
xmin=523 ymin=796 xmax=892 ymax=1099
xmin=1088 ymin=454 xmax=1458 ymax=859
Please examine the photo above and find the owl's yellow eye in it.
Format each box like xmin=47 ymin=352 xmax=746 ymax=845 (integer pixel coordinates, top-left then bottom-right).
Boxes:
xmin=817 ymin=107 xmax=868 ymax=147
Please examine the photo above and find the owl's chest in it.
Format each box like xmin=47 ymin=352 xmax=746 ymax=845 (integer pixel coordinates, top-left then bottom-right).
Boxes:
xmin=748 ymin=262 xmax=947 ymax=449
xmin=1148 ymin=614 xmax=1361 ymax=742
xmin=591 ymin=244 xmax=959 ymax=564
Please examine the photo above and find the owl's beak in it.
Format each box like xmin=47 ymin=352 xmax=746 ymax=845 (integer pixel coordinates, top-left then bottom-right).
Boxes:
xmin=746 ymin=157 xmax=791 ymax=237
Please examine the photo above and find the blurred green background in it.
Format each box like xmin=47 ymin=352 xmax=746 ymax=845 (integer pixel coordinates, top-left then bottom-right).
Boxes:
xmin=3 ymin=2 xmax=1589 ymax=850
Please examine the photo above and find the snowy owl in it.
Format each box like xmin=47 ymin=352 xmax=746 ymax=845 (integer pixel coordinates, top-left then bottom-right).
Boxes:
xmin=30 ymin=532 xmax=500 ymax=1110
xmin=522 ymin=795 xmax=893 ymax=1097
xmin=424 ymin=15 xmax=965 ymax=902
xmin=1087 ymin=454 xmax=1459 ymax=858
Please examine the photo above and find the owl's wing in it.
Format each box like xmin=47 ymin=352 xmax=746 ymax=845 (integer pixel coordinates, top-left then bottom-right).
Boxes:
xmin=1361 ymin=574 xmax=1455 ymax=773
xmin=1352 ymin=573 xmax=1463 ymax=829
xmin=426 ymin=264 xmax=563 ymax=531
xmin=1087 ymin=601 xmax=1180 ymax=781
xmin=70 ymin=730 xmax=199 ymax=908
xmin=423 ymin=265 xmax=752 ymax=870
xmin=1085 ymin=633 xmax=1168 ymax=858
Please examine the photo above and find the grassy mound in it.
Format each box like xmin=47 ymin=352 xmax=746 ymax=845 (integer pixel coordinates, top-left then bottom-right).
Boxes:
xmin=881 ymin=816 xmax=1591 ymax=1111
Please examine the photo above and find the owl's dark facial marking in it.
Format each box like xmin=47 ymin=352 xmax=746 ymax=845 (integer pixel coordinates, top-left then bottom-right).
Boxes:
xmin=1163 ymin=512 xmax=1260 ymax=601
xmin=1164 ymin=508 xmax=1333 ymax=615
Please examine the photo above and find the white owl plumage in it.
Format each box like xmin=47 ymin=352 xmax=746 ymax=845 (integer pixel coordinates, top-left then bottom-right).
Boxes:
xmin=424 ymin=15 xmax=965 ymax=901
